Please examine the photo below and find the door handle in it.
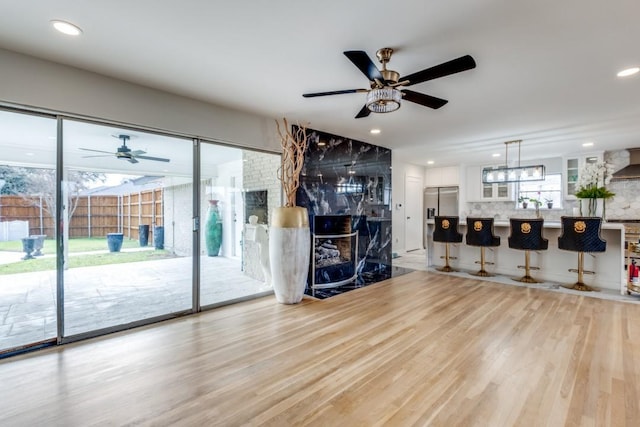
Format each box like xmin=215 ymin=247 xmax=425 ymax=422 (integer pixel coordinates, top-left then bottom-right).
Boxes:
xmin=407 ymin=216 xmax=410 ymax=219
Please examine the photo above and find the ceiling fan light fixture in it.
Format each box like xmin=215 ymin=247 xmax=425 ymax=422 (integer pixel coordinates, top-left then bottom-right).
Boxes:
xmin=366 ymin=88 xmax=401 ymax=113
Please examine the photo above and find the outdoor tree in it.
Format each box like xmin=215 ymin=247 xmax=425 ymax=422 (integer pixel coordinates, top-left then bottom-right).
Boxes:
xmin=0 ymin=166 xmax=31 ymax=195
xmin=22 ymin=168 xmax=105 ymax=221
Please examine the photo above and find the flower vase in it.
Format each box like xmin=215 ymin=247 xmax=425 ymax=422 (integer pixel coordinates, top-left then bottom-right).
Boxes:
xmin=205 ymin=200 xmax=223 ymax=256
xmin=579 ymin=198 xmax=605 ymax=219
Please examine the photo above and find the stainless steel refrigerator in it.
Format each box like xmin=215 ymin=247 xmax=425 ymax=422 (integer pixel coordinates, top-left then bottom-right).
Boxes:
xmin=424 ymin=186 xmax=459 ymax=218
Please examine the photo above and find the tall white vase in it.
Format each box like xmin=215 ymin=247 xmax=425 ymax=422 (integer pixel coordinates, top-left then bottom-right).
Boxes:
xmin=269 ymin=207 xmax=310 ymax=304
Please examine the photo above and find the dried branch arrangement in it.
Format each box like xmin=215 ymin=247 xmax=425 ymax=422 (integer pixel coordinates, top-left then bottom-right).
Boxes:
xmin=275 ymin=118 xmax=308 ymax=207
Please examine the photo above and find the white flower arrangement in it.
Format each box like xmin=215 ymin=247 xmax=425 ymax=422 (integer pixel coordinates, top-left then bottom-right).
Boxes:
xmin=575 ymin=161 xmax=615 ymax=199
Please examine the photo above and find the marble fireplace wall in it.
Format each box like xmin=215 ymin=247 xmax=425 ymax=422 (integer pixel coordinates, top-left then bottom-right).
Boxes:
xmin=296 ymin=127 xmax=392 ymax=274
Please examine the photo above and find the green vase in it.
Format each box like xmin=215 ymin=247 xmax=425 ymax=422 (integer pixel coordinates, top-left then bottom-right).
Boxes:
xmin=205 ymin=200 xmax=223 ymax=256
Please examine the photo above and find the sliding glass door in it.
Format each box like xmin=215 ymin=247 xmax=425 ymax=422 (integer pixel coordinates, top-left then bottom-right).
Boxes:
xmin=61 ymin=120 xmax=193 ymax=336
xmin=0 ymin=107 xmax=282 ymax=356
xmin=0 ymin=110 xmax=58 ymax=352
xmin=199 ymin=143 xmax=280 ymax=306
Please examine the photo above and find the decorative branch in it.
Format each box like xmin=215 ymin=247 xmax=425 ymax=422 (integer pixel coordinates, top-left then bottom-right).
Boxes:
xmin=276 ymin=118 xmax=308 ymax=207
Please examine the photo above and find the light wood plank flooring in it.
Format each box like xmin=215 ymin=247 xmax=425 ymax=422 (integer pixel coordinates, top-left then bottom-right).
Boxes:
xmin=1 ymin=271 xmax=639 ymax=426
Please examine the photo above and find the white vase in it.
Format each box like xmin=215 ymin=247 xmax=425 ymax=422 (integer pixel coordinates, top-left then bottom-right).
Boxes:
xmin=579 ymin=198 xmax=605 ymax=218
xmin=269 ymin=207 xmax=310 ymax=304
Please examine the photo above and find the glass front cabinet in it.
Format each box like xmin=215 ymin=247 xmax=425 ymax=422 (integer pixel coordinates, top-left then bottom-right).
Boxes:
xmin=482 ymin=181 xmax=510 ymax=200
xmin=563 ymin=152 xmax=602 ymax=199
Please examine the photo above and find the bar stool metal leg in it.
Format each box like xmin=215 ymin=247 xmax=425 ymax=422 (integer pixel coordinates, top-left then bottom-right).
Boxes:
xmin=472 ymin=247 xmax=494 ymax=277
xmin=437 ymin=242 xmax=457 ymax=272
xmin=513 ymin=250 xmax=541 ymax=283
xmin=563 ymin=252 xmax=598 ymax=292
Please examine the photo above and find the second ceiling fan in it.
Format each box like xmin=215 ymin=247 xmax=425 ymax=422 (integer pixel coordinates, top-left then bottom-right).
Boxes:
xmin=302 ymin=48 xmax=476 ymax=118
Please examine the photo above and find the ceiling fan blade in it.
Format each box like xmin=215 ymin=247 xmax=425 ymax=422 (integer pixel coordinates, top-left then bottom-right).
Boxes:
xmin=400 ymin=55 xmax=476 ymax=86
xmin=134 ymin=155 xmax=170 ymax=163
xmin=79 ymin=148 xmax=113 ymax=154
xmin=402 ymin=90 xmax=449 ymax=109
xmin=303 ymin=88 xmax=367 ymax=98
xmin=131 ymin=150 xmax=146 ymax=155
xmin=355 ymin=105 xmax=371 ymax=119
xmin=82 ymin=155 xmax=113 ymax=158
xmin=127 ymin=157 xmax=139 ymax=164
xmin=344 ymin=51 xmax=384 ymax=82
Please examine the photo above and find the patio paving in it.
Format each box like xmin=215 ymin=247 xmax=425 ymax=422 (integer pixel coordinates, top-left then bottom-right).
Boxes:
xmin=0 ymin=253 xmax=271 ymax=351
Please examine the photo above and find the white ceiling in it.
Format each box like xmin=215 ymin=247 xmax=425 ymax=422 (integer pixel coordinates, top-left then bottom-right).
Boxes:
xmin=0 ymin=0 xmax=639 ymax=168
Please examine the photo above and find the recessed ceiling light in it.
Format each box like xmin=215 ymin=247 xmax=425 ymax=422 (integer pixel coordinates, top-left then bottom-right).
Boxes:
xmin=427 ymin=160 xmax=435 ymax=165
xmin=582 ymin=142 xmax=594 ymax=147
xmin=492 ymin=153 xmax=500 ymax=157
xmin=51 ymin=20 xmax=83 ymax=36
xmin=617 ymin=67 xmax=639 ymax=77
xmin=370 ymin=129 xmax=381 ymax=134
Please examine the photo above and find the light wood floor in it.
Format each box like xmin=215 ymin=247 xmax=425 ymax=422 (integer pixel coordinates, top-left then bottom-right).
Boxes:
xmin=2 ymin=271 xmax=639 ymax=426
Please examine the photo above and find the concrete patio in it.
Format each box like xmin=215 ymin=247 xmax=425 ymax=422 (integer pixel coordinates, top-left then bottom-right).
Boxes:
xmin=0 ymin=252 xmax=271 ymax=351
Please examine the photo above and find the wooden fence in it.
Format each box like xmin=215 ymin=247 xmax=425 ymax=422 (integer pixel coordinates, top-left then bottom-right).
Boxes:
xmin=0 ymin=188 xmax=163 ymax=240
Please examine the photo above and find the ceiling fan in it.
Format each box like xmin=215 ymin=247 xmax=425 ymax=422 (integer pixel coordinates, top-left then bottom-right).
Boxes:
xmin=302 ymin=48 xmax=476 ymax=118
xmin=79 ymin=134 xmax=170 ymax=164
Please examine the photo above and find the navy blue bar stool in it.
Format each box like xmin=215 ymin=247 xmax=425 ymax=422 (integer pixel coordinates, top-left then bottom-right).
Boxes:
xmin=433 ymin=216 xmax=463 ymax=272
xmin=557 ymin=216 xmax=606 ymax=291
xmin=508 ymin=218 xmax=548 ymax=283
xmin=466 ymin=217 xmax=501 ymax=277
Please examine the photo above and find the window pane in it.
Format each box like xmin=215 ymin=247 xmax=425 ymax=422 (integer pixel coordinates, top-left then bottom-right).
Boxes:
xmin=517 ymin=173 xmax=562 ymax=208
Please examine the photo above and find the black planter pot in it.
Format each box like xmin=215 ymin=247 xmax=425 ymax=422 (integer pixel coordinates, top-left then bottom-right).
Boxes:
xmin=139 ymin=225 xmax=150 ymax=247
xmin=153 ymin=226 xmax=164 ymax=250
xmin=107 ymin=233 xmax=124 ymax=252
xmin=30 ymin=234 xmax=46 ymax=256
xmin=21 ymin=237 xmax=36 ymax=260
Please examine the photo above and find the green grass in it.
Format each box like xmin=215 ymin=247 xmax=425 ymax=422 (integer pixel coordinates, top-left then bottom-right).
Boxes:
xmin=0 ymin=249 xmax=177 ymax=275
xmin=0 ymin=237 xmax=141 ymax=255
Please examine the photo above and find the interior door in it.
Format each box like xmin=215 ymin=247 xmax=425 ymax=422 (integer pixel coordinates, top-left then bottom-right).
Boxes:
xmin=405 ymin=175 xmax=423 ymax=251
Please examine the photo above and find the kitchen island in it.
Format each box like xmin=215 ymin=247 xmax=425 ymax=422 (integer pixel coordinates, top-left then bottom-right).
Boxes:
xmin=426 ymin=219 xmax=626 ymax=294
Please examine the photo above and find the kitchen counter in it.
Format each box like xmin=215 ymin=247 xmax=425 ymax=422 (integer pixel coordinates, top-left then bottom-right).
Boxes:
xmin=426 ymin=219 xmax=626 ymax=294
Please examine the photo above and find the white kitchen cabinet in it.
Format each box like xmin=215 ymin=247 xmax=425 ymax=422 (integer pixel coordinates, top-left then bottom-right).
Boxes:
xmin=466 ymin=164 xmax=513 ymax=201
xmin=563 ymin=152 xmax=603 ymax=199
xmin=425 ymin=166 xmax=459 ymax=186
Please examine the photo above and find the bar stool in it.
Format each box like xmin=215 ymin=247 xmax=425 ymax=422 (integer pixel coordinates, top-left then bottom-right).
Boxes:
xmin=433 ymin=216 xmax=463 ymax=272
xmin=508 ymin=218 xmax=548 ymax=283
xmin=557 ymin=216 xmax=606 ymax=291
xmin=466 ymin=217 xmax=501 ymax=277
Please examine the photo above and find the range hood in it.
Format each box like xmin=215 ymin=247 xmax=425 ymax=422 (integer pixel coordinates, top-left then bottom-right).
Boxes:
xmin=611 ymin=148 xmax=640 ymax=180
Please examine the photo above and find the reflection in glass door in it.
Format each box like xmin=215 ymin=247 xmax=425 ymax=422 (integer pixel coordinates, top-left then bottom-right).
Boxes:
xmin=61 ymin=120 xmax=193 ymax=337
xmin=0 ymin=109 xmax=58 ymax=353
xmin=200 ymin=143 xmax=280 ymax=306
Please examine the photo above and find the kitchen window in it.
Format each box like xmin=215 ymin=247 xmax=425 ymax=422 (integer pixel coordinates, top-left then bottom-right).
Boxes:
xmin=517 ymin=173 xmax=563 ymax=209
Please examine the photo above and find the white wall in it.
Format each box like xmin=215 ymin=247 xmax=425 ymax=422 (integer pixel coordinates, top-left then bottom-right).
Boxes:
xmin=0 ymin=48 xmax=280 ymax=152
xmin=391 ymin=156 xmax=426 ymax=254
